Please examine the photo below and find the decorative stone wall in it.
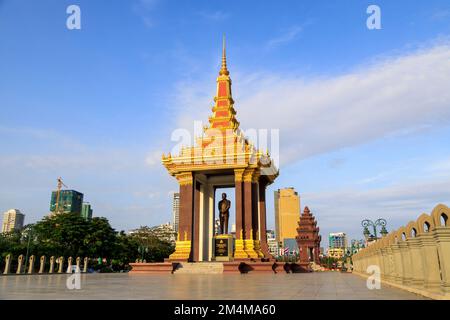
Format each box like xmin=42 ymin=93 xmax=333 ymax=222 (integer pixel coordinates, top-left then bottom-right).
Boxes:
xmin=352 ymin=203 xmax=450 ymax=300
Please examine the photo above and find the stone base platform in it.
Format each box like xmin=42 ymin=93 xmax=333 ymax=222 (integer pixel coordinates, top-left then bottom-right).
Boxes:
xmin=174 ymin=262 xmax=224 ymax=274
xmin=129 ymin=261 xmax=313 ymax=274
xmin=289 ymin=262 xmax=312 ymax=273
xmin=241 ymin=262 xmax=276 ymax=274
xmin=129 ymin=262 xmax=178 ymax=274
xmin=272 ymin=262 xmax=311 ymax=274
xmin=223 ymin=261 xmax=276 ymax=274
xmin=272 ymin=262 xmax=290 ymax=274
xmin=223 ymin=260 xmax=279 ymax=274
xmin=222 ymin=262 xmax=242 ymax=274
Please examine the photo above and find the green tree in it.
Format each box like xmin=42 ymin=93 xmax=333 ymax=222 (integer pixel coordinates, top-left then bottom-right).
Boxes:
xmin=129 ymin=226 xmax=174 ymax=262
xmin=33 ymin=213 xmax=90 ymax=257
xmin=0 ymin=230 xmax=26 ymax=257
xmin=111 ymin=231 xmax=140 ymax=271
xmin=320 ymin=256 xmax=339 ymax=269
xmin=1 ymin=215 xmax=176 ymax=272
xmin=84 ymin=217 xmax=118 ymax=259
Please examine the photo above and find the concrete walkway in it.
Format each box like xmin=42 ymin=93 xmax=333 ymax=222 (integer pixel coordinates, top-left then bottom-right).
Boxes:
xmin=0 ymin=272 xmax=427 ymax=300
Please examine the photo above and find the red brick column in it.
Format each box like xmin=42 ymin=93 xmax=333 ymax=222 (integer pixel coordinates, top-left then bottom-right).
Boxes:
xmin=192 ymin=181 xmax=201 ymax=262
xmin=314 ymin=245 xmax=320 ymax=264
xmin=177 ymin=172 xmax=194 ymax=261
xmin=234 ymin=169 xmax=244 ymax=239
xmin=242 ymin=169 xmax=259 ymax=259
xmin=258 ymin=180 xmax=270 ymax=257
xmin=243 ymin=179 xmax=253 ymax=240
xmin=252 ymin=180 xmax=259 ymax=239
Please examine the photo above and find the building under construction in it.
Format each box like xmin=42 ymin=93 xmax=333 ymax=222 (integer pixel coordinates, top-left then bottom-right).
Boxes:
xmin=50 ymin=189 xmax=84 ymax=214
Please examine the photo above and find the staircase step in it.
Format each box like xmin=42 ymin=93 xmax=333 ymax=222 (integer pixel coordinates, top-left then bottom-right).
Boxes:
xmin=174 ymin=262 xmax=224 ymax=274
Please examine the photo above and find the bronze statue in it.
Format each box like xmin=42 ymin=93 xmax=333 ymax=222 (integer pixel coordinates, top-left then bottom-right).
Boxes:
xmin=218 ymin=193 xmax=231 ymax=234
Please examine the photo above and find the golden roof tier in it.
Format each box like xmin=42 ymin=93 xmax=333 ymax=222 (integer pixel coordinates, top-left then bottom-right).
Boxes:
xmin=162 ymin=38 xmax=279 ymax=184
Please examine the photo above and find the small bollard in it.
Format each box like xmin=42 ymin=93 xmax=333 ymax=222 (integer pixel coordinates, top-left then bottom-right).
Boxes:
xmin=66 ymin=257 xmax=73 ymax=273
xmin=16 ymin=255 xmax=24 ymax=274
xmin=57 ymin=256 xmax=64 ymax=274
xmin=3 ymin=254 xmax=12 ymax=275
xmin=39 ymin=256 xmax=46 ymax=274
xmin=27 ymin=255 xmax=35 ymax=274
xmin=83 ymin=257 xmax=88 ymax=273
xmin=49 ymin=256 xmax=55 ymax=274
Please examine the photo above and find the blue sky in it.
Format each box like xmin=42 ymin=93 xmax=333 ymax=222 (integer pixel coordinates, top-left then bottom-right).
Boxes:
xmin=1 ymin=0 xmax=450 ymax=244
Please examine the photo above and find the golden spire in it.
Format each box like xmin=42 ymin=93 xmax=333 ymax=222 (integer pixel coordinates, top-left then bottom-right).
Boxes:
xmin=219 ymin=35 xmax=229 ymax=76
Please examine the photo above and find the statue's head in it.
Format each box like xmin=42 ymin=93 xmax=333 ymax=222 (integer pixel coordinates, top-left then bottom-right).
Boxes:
xmin=222 ymin=193 xmax=227 ymax=199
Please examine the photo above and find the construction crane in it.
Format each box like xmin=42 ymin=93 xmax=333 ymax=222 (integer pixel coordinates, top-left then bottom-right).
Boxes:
xmin=54 ymin=177 xmax=68 ymax=214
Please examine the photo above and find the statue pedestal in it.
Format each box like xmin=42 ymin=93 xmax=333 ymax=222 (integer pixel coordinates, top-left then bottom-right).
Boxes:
xmin=213 ymin=234 xmax=233 ymax=262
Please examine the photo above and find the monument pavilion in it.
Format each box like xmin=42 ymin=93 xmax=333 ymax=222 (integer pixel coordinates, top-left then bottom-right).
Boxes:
xmin=161 ymin=39 xmax=279 ymax=262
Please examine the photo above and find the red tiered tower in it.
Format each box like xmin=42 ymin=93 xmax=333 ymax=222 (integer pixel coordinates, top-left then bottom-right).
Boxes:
xmin=296 ymin=206 xmax=321 ymax=265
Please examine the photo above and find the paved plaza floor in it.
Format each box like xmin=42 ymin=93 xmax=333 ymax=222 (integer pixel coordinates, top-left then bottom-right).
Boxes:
xmin=0 ymin=272 xmax=427 ymax=300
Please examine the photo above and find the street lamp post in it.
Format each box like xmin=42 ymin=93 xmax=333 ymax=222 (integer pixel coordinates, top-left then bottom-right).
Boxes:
xmin=138 ymin=245 xmax=148 ymax=262
xmin=24 ymin=225 xmax=34 ymax=273
xmin=361 ymin=218 xmax=388 ymax=241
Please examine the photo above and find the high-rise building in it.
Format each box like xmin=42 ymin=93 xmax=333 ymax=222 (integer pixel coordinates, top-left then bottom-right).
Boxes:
xmin=172 ymin=192 xmax=180 ymax=233
xmin=50 ymin=189 xmax=84 ymax=215
xmin=327 ymin=232 xmax=348 ymax=259
xmin=81 ymin=203 xmax=93 ymax=220
xmin=329 ymin=232 xmax=348 ymax=248
xmin=214 ymin=218 xmax=220 ymax=235
xmin=266 ymin=229 xmax=278 ymax=256
xmin=327 ymin=248 xmax=346 ymax=259
xmin=274 ymin=187 xmax=300 ymax=245
xmin=2 ymin=209 xmax=25 ymax=233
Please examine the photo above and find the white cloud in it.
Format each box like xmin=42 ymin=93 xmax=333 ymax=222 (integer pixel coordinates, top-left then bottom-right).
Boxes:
xmin=0 ymin=125 xmax=86 ymax=151
xmin=172 ymin=42 xmax=450 ymax=168
xmin=145 ymin=150 xmax=163 ymax=168
xmin=133 ymin=191 xmax=161 ymax=199
xmin=431 ymin=9 xmax=450 ymax=21
xmin=167 ymin=42 xmax=450 ymax=244
xmin=198 ymin=10 xmax=230 ymax=22
xmin=266 ymin=25 xmax=303 ymax=49
xmin=426 ymin=157 xmax=450 ymax=177
xmin=137 ymin=0 xmax=158 ymax=9
xmin=0 ymin=152 xmax=140 ymax=172
xmin=0 ymin=122 xmax=178 ymax=230
xmin=242 ymin=44 xmax=450 ymax=165
xmin=434 ymin=160 xmax=450 ymax=172
xmin=328 ymin=157 xmax=346 ymax=169
xmin=132 ymin=0 xmax=159 ymax=28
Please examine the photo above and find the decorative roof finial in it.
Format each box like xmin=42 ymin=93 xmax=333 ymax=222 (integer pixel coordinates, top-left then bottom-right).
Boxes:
xmin=219 ymin=35 xmax=229 ymax=76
